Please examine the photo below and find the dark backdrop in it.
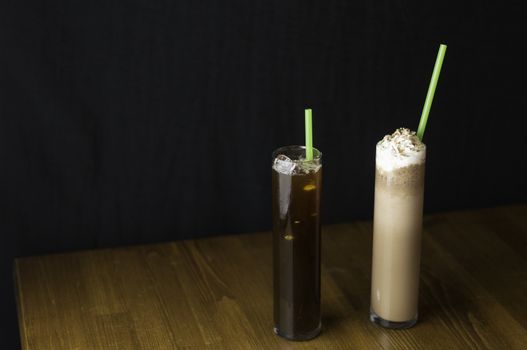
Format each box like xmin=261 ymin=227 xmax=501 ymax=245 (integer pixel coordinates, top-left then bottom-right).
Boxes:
xmin=1 ymin=0 xmax=526 ymax=346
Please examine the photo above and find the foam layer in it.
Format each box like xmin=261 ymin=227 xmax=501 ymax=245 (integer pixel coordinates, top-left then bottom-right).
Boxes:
xmin=376 ymin=128 xmax=426 ymax=172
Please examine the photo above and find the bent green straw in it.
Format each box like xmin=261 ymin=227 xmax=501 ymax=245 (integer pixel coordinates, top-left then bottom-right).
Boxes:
xmin=417 ymin=44 xmax=447 ymax=141
xmin=305 ymin=108 xmax=313 ymax=161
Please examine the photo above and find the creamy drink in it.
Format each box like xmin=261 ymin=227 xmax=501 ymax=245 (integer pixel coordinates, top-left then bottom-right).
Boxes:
xmin=370 ymin=128 xmax=426 ymax=328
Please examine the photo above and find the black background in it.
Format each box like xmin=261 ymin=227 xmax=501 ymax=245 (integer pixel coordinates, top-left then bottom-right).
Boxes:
xmin=1 ymin=0 xmax=526 ymax=346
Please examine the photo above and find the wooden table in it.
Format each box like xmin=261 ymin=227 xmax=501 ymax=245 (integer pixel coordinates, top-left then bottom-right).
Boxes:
xmin=15 ymin=205 xmax=527 ymax=349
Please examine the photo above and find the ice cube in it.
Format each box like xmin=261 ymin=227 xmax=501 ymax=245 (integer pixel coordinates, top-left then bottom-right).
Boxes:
xmin=299 ymin=161 xmax=322 ymax=174
xmin=273 ymin=154 xmax=296 ymax=175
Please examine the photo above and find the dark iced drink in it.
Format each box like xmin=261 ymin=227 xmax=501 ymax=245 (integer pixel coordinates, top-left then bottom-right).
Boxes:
xmin=272 ymin=145 xmax=322 ymax=341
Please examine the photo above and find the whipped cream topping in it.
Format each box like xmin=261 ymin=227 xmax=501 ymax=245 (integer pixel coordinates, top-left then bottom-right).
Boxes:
xmin=376 ymin=128 xmax=426 ymax=172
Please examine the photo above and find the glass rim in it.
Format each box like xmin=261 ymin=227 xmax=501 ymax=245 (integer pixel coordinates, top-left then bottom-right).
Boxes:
xmin=272 ymin=145 xmax=322 ymax=162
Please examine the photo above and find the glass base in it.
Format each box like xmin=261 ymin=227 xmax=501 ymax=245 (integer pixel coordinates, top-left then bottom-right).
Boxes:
xmin=273 ymin=322 xmax=321 ymax=341
xmin=370 ymin=310 xmax=417 ymax=329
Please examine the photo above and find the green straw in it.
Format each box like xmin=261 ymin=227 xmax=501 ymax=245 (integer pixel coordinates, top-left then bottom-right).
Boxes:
xmin=417 ymin=44 xmax=447 ymax=140
xmin=305 ymin=108 xmax=313 ymax=160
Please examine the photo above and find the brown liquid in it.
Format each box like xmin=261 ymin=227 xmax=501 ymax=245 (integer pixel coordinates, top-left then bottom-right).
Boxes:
xmin=371 ymin=162 xmax=425 ymax=323
xmin=272 ymin=165 xmax=322 ymax=340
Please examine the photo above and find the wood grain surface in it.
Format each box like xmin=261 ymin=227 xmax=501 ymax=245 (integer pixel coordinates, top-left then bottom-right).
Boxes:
xmin=15 ymin=205 xmax=527 ymax=349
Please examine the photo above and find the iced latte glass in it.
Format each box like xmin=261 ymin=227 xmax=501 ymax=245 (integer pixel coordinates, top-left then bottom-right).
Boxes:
xmin=272 ymin=145 xmax=322 ymax=340
xmin=370 ymin=128 xmax=426 ymax=329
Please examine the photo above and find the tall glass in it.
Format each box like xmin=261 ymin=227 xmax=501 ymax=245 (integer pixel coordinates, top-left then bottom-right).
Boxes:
xmin=272 ymin=145 xmax=322 ymax=341
xmin=370 ymin=141 xmax=426 ymax=329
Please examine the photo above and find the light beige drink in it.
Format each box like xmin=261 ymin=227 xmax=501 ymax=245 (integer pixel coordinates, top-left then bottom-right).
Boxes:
xmin=370 ymin=128 xmax=426 ymax=328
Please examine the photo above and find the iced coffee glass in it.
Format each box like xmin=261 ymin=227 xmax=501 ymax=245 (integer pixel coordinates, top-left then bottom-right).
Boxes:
xmin=370 ymin=128 xmax=426 ymax=329
xmin=272 ymin=145 xmax=322 ymax=340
